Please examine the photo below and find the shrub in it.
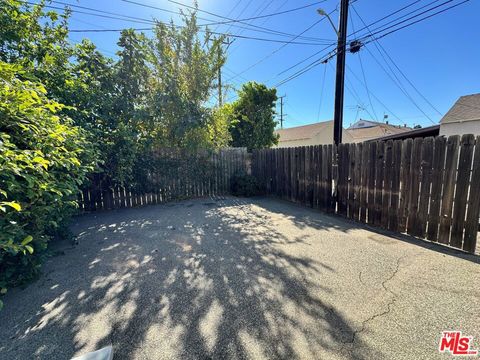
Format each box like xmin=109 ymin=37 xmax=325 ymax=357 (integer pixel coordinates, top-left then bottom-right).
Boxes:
xmin=230 ymin=171 xmax=263 ymax=197
xmin=0 ymin=62 xmax=95 ymax=308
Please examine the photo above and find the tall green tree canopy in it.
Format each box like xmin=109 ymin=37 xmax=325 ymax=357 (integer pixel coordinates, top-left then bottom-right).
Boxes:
xmin=149 ymin=14 xmax=226 ymax=149
xmin=229 ymin=82 xmax=279 ymax=151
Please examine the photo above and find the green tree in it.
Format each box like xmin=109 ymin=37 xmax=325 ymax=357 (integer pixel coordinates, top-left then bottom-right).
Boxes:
xmin=0 ymin=62 xmax=95 ymax=303
xmin=0 ymin=0 xmax=74 ymax=102
xmin=115 ymin=30 xmax=151 ymax=120
xmin=149 ymin=12 xmax=226 ymax=149
xmin=208 ymin=103 xmax=234 ymax=148
xmin=229 ymin=82 xmax=279 ymax=150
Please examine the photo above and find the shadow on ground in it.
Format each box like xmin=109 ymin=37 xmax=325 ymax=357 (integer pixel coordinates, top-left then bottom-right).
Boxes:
xmin=254 ymin=197 xmax=480 ymax=264
xmin=0 ymin=197 xmax=404 ymax=359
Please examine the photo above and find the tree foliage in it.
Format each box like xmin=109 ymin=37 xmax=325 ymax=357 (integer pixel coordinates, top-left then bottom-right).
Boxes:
xmin=229 ymin=82 xmax=279 ymax=151
xmin=0 ymin=0 xmax=281 ymax=302
xmin=0 ymin=62 xmax=95 ymax=302
xmin=149 ymin=15 xmax=225 ymax=149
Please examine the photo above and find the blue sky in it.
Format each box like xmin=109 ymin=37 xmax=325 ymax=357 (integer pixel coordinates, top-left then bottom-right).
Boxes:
xmin=42 ymin=0 xmax=479 ymax=129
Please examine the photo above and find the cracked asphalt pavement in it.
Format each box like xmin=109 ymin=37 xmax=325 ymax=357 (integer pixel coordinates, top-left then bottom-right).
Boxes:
xmin=0 ymin=197 xmax=479 ymax=359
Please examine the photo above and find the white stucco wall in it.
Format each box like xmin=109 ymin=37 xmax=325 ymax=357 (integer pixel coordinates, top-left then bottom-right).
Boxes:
xmin=440 ymin=120 xmax=480 ymax=137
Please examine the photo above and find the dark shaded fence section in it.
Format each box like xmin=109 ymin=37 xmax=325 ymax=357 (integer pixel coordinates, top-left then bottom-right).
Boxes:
xmin=79 ymin=148 xmax=248 ymax=212
xmin=252 ymin=135 xmax=480 ymax=253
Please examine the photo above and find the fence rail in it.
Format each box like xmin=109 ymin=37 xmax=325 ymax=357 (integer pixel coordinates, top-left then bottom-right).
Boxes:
xmin=79 ymin=148 xmax=248 ymax=212
xmin=252 ymin=135 xmax=480 ymax=254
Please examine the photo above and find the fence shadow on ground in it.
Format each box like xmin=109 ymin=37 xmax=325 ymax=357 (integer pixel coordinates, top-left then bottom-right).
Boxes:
xmin=0 ymin=197 xmax=382 ymax=360
xmin=252 ymin=196 xmax=480 ymax=265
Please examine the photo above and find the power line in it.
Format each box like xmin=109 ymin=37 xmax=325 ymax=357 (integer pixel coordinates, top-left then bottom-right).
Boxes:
xmin=351 ymin=4 xmax=443 ymax=117
xmin=225 ymin=0 xmax=278 ymax=56
xmin=227 ymin=6 xmax=340 ymax=83
xmin=275 ymin=48 xmax=337 ymax=87
xmin=224 ymin=0 xmax=254 ymax=34
xmin=212 ymin=0 xmax=243 ymax=33
xmin=48 ymin=0 xmax=162 ymax=24
xmin=358 ymin=0 xmax=470 ymax=43
xmin=277 ymin=44 xmax=336 ymax=76
xmin=196 ymin=0 xmax=327 ymax=26
xmin=25 ymin=1 xmax=154 ymax=25
xmin=69 ymin=27 xmax=330 ymax=45
xmin=122 ymin=0 xmax=331 ymax=42
xmin=29 ymin=1 xmax=330 ymax=44
xmin=316 ymin=64 xmax=328 ymax=121
xmin=347 ymin=0 xmax=424 ymax=39
xmin=363 ymin=44 xmax=436 ymax=124
xmin=225 ymin=0 xmax=278 ymax=53
xmin=337 ymin=63 xmax=377 ymax=121
xmin=349 ymin=12 xmax=378 ymax=121
xmin=29 ymin=0 xmax=330 ymax=42
xmin=345 ymin=64 xmax=403 ymax=122
xmin=273 ymin=0 xmax=469 ymax=88
xmin=226 ymin=18 xmax=329 ymax=82
xmin=351 ymin=0 xmax=446 ymax=40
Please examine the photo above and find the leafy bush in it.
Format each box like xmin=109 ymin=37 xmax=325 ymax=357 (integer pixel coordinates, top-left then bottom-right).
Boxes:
xmin=0 ymin=62 xmax=95 ymax=308
xmin=230 ymin=172 xmax=263 ymax=197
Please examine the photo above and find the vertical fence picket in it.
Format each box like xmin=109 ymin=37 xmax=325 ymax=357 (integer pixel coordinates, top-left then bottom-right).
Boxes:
xmin=337 ymin=144 xmax=348 ymax=217
xmin=399 ymin=139 xmax=413 ymax=232
xmin=367 ymin=141 xmax=376 ymax=225
xmin=353 ymin=142 xmax=362 ymax=221
xmin=359 ymin=142 xmax=369 ymax=222
xmin=389 ymin=140 xmax=402 ymax=232
xmin=426 ymin=137 xmax=446 ymax=241
xmin=382 ymin=140 xmax=393 ymax=229
xmin=416 ymin=137 xmax=434 ymax=238
xmin=463 ymin=136 xmax=480 ymax=252
xmin=348 ymin=144 xmax=356 ymax=219
xmin=320 ymin=145 xmax=328 ymax=211
xmin=327 ymin=144 xmax=334 ymax=212
xmin=438 ymin=135 xmax=460 ymax=244
xmin=407 ymin=138 xmax=423 ymax=236
xmin=374 ymin=141 xmax=385 ymax=227
xmin=450 ymin=134 xmax=475 ymax=247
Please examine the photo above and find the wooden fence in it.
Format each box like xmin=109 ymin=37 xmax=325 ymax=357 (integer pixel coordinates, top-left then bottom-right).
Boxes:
xmin=252 ymin=135 xmax=480 ymax=254
xmin=79 ymin=148 xmax=248 ymax=212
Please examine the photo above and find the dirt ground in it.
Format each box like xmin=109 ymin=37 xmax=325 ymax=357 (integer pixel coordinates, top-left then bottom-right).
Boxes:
xmin=0 ymin=196 xmax=479 ymax=360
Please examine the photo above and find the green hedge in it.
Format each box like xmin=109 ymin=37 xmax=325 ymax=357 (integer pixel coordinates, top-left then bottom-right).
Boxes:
xmin=0 ymin=62 xmax=95 ymax=308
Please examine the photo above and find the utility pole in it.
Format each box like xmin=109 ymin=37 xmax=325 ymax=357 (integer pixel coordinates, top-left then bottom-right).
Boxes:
xmin=278 ymin=95 xmax=286 ymax=128
xmin=332 ymin=0 xmax=349 ymax=145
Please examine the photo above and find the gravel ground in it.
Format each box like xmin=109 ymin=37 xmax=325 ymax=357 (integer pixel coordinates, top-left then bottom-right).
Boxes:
xmin=0 ymin=196 xmax=479 ymax=360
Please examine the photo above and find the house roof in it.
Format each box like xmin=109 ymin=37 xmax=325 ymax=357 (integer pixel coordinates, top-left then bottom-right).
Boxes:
xmin=346 ymin=123 xmax=411 ymax=142
xmin=348 ymin=119 xmax=392 ymax=128
xmin=441 ymin=93 xmax=480 ymax=124
xmin=368 ymin=125 xmax=440 ymax=142
xmin=275 ymin=121 xmax=334 ymax=142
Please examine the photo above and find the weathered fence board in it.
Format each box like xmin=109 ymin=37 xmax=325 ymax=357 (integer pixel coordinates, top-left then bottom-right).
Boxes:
xmin=252 ymin=136 xmax=480 ymax=254
xmin=416 ymin=137 xmax=434 ymax=238
xmin=382 ymin=140 xmax=393 ymax=229
xmin=438 ymin=136 xmax=460 ymax=244
xmin=450 ymin=134 xmax=474 ymax=247
xmin=463 ymin=136 xmax=480 ymax=252
xmin=79 ymin=148 xmax=248 ymax=212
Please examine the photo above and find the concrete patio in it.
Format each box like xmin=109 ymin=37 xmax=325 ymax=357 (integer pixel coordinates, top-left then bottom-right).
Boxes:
xmin=0 ymin=197 xmax=478 ymax=359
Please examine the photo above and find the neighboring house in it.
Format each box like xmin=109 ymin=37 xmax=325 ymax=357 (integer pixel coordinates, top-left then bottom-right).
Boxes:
xmin=273 ymin=120 xmax=353 ymax=148
xmin=440 ymin=93 xmax=480 ymax=137
xmin=369 ymin=124 xmax=440 ymax=142
xmin=346 ymin=120 xmax=412 ymax=143
xmin=348 ymin=119 xmax=387 ymax=129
